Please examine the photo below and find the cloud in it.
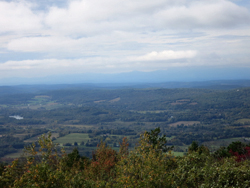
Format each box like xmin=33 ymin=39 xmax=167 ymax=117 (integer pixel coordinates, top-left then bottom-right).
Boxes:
xmin=2 ymin=0 xmax=250 ymax=41
xmin=1 ymin=0 xmax=249 ymax=37
xmin=0 ymin=0 xmax=250 ymax=80
xmin=39 ymin=0 xmax=250 ymax=37
xmin=0 ymin=50 xmax=249 ymax=78
xmin=7 ymin=36 xmax=79 ymax=52
xmin=132 ymin=50 xmax=197 ymax=61
xmin=0 ymin=58 xmax=117 ymax=73
xmin=0 ymin=51 xmax=197 ymax=76
xmin=155 ymin=0 xmax=250 ymax=29
xmin=0 ymin=1 xmax=42 ymax=33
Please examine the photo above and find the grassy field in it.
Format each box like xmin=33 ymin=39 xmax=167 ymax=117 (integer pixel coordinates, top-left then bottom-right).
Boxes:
xmin=109 ymin=97 xmax=120 ymax=103
xmin=131 ymin=110 xmax=168 ymax=114
xmin=168 ymin=121 xmax=200 ymax=127
xmin=166 ymin=136 xmax=175 ymax=141
xmin=13 ymin=133 xmax=30 ymax=139
xmin=172 ymin=151 xmax=185 ymax=157
xmin=108 ymin=120 xmax=165 ymax=130
xmin=24 ymin=133 xmax=59 ymax=143
xmin=60 ymin=124 xmax=94 ymax=128
xmin=203 ymin=137 xmax=246 ymax=151
xmin=54 ymin=133 xmax=90 ymax=145
xmin=3 ymin=149 xmax=24 ymax=159
xmin=108 ymin=134 xmax=135 ymax=139
xmin=235 ymin=118 xmax=250 ymax=124
xmin=24 ymin=135 xmax=43 ymax=143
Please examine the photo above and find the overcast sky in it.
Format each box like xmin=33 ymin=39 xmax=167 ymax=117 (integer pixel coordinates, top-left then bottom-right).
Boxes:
xmin=0 ymin=0 xmax=250 ymax=80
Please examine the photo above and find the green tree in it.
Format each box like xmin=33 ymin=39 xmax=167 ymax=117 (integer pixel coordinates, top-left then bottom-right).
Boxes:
xmin=114 ymin=128 xmax=176 ymax=187
xmin=188 ymin=141 xmax=199 ymax=152
xmin=227 ymin=141 xmax=246 ymax=155
xmin=64 ymin=147 xmax=89 ymax=170
xmin=0 ymin=162 xmax=5 ymax=176
xmin=145 ymin=127 xmax=173 ymax=152
xmin=0 ymin=133 xmax=91 ymax=187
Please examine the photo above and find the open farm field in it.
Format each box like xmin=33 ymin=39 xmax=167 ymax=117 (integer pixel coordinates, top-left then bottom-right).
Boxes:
xmin=54 ymin=133 xmax=90 ymax=145
xmin=3 ymin=149 xmax=24 ymax=159
xmin=235 ymin=118 xmax=250 ymax=124
xmin=109 ymin=97 xmax=120 ymax=102
xmin=109 ymin=134 xmax=135 ymax=137
xmin=108 ymin=121 xmax=158 ymax=128
xmin=50 ymin=133 xmax=60 ymax=138
xmin=172 ymin=151 xmax=185 ymax=157
xmin=132 ymin=110 xmax=168 ymax=114
xmin=94 ymin=133 xmax=134 ymax=141
xmin=203 ymin=137 xmax=246 ymax=151
xmin=166 ymin=136 xmax=175 ymax=141
xmin=168 ymin=121 xmax=200 ymax=127
xmin=1 ymin=84 xmax=250 ymax=162
xmin=14 ymin=103 xmax=64 ymax=110
xmin=24 ymin=134 xmax=43 ymax=142
xmin=24 ymin=133 xmax=59 ymax=143
xmin=13 ymin=133 xmax=30 ymax=139
xmin=60 ymin=124 xmax=94 ymax=129
xmin=34 ymin=95 xmax=51 ymax=99
xmin=28 ymin=104 xmax=63 ymax=110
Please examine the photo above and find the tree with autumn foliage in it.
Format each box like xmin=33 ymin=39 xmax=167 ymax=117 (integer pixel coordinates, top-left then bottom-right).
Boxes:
xmin=0 ymin=133 xmax=129 ymax=187
xmin=114 ymin=129 xmax=176 ymax=187
xmin=1 ymin=129 xmax=250 ymax=187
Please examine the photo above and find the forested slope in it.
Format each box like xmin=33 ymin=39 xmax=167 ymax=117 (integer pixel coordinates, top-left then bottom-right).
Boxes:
xmin=1 ymin=129 xmax=250 ymax=187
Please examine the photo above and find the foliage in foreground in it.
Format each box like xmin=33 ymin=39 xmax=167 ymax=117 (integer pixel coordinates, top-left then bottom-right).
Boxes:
xmin=1 ymin=129 xmax=250 ymax=188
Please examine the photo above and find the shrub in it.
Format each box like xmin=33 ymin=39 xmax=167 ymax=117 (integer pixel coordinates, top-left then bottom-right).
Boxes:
xmin=114 ymin=131 xmax=176 ymax=187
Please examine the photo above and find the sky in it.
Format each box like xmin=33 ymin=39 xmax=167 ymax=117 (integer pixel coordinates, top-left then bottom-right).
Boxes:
xmin=0 ymin=0 xmax=250 ymax=84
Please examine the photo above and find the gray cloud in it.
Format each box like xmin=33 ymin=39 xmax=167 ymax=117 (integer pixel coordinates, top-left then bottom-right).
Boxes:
xmin=155 ymin=0 xmax=250 ymax=29
xmin=0 ymin=0 xmax=250 ymax=79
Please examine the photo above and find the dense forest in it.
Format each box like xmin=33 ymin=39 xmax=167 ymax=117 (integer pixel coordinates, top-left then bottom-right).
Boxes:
xmin=0 ymin=81 xmax=250 ymax=186
xmin=1 ymin=129 xmax=250 ymax=187
xmin=1 ymin=82 xmax=250 ymax=159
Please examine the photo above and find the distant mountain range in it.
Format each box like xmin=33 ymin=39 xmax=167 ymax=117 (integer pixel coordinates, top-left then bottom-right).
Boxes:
xmin=1 ymin=67 xmax=250 ymax=86
xmin=0 ymin=80 xmax=250 ymax=96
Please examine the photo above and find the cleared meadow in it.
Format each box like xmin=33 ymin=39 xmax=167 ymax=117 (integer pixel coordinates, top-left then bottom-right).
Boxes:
xmin=54 ymin=133 xmax=90 ymax=145
xmin=168 ymin=121 xmax=200 ymax=127
xmin=235 ymin=118 xmax=250 ymax=124
xmin=3 ymin=149 xmax=24 ymax=159
xmin=203 ymin=137 xmax=246 ymax=151
xmin=24 ymin=133 xmax=59 ymax=143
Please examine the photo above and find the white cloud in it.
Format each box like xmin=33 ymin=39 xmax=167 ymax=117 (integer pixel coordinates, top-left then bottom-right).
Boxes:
xmin=7 ymin=36 xmax=79 ymax=52
xmin=155 ymin=0 xmax=250 ymax=29
xmin=132 ymin=50 xmax=197 ymax=61
xmin=1 ymin=0 xmax=249 ymax=37
xmin=42 ymin=0 xmax=250 ymax=36
xmin=0 ymin=58 xmax=116 ymax=72
xmin=0 ymin=1 xmax=42 ymax=33
xmin=0 ymin=0 xmax=250 ymax=79
xmin=0 ymin=50 xmax=250 ymax=78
